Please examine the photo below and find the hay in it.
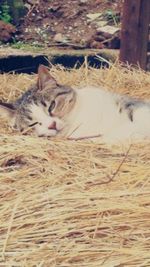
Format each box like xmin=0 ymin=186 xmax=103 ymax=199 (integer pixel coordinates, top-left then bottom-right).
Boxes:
xmin=0 ymin=64 xmax=150 ymax=266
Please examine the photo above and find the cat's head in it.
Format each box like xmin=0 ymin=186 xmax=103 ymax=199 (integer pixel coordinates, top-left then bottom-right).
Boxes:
xmin=0 ymin=65 xmax=76 ymax=136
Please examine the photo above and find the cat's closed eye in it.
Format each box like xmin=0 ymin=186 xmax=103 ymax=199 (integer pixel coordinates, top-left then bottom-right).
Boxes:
xmin=29 ymin=122 xmax=39 ymax=127
xmin=48 ymin=100 xmax=56 ymax=114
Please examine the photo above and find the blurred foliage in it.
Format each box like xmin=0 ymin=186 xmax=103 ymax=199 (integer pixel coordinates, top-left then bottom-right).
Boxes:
xmin=8 ymin=0 xmax=26 ymax=25
xmin=0 ymin=2 xmax=12 ymax=23
xmin=105 ymin=9 xmax=120 ymax=26
xmin=0 ymin=0 xmax=26 ymax=25
xmin=11 ymin=41 xmax=44 ymax=52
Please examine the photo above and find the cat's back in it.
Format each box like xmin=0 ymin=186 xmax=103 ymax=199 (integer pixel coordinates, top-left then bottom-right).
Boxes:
xmin=74 ymin=85 xmax=117 ymax=108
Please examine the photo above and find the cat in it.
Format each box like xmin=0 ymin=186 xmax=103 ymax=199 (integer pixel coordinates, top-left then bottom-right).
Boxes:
xmin=0 ymin=64 xmax=150 ymax=144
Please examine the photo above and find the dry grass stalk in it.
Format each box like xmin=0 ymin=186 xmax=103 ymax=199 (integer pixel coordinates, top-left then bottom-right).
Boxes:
xmin=0 ymin=63 xmax=150 ymax=266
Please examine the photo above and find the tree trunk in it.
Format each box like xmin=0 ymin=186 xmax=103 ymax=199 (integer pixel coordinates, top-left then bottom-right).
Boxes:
xmin=119 ymin=0 xmax=150 ymax=70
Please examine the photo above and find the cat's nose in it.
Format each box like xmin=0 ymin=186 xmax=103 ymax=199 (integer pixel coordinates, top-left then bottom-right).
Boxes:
xmin=48 ymin=121 xmax=57 ymax=130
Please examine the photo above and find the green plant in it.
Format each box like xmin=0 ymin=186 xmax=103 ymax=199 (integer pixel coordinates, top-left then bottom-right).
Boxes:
xmin=105 ymin=9 xmax=120 ymax=26
xmin=10 ymin=41 xmax=44 ymax=52
xmin=0 ymin=2 xmax=12 ymax=23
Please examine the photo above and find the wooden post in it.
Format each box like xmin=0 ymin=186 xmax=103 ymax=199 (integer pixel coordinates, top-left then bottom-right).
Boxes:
xmin=119 ymin=0 xmax=150 ymax=70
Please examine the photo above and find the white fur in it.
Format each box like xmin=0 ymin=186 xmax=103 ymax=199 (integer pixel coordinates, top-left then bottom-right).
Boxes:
xmin=30 ymin=87 xmax=150 ymax=144
xmin=59 ymin=87 xmax=150 ymax=144
xmin=30 ymin=103 xmax=64 ymax=136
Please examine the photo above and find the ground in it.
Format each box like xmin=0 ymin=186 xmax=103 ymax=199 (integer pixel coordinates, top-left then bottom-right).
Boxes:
xmin=0 ymin=0 xmax=122 ymax=49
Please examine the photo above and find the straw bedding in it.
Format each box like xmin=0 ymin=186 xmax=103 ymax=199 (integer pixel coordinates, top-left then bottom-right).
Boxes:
xmin=0 ymin=64 xmax=150 ymax=266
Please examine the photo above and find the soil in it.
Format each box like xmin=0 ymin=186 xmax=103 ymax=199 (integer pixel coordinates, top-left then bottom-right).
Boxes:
xmin=0 ymin=20 xmax=16 ymax=42
xmin=0 ymin=0 xmax=123 ymax=49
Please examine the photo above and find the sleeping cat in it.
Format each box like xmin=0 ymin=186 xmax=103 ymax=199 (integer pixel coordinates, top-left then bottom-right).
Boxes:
xmin=0 ymin=64 xmax=150 ymax=143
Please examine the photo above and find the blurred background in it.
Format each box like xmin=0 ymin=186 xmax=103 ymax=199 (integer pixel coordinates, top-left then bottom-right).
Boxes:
xmin=0 ymin=0 xmax=122 ymax=49
xmin=0 ymin=0 xmax=149 ymax=73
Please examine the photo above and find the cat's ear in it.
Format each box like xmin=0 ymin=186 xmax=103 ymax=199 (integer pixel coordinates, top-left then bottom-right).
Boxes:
xmin=0 ymin=102 xmax=16 ymax=119
xmin=37 ymin=65 xmax=57 ymax=90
